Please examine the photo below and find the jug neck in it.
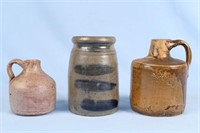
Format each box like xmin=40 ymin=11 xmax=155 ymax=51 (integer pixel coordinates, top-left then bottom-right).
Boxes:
xmin=23 ymin=60 xmax=42 ymax=72
xmin=148 ymin=39 xmax=172 ymax=60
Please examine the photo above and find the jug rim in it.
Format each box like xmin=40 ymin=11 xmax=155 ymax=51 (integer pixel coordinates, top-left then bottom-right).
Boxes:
xmin=151 ymin=39 xmax=171 ymax=41
xmin=24 ymin=59 xmax=41 ymax=62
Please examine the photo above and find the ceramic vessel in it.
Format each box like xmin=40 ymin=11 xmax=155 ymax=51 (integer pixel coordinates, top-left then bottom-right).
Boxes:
xmin=130 ymin=39 xmax=192 ymax=116
xmin=7 ymin=59 xmax=56 ymax=115
xmin=68 ymin=36 xmax=119 ymax=116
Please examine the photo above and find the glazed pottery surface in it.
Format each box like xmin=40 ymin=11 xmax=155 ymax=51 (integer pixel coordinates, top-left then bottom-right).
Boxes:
xmin=130 ymin=39 xmax=192 ymax=116
xmin=68 ymin=36 xmax=119 ymax=116
xmin=7 ymin=59 xmax=56 ymax=115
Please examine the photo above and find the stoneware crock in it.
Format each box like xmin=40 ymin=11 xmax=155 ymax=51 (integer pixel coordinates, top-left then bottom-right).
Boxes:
xmin=68 ymin=36 xmax=119 ymax=116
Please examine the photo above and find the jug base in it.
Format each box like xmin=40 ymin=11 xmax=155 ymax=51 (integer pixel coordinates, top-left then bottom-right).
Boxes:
xmin=11 ymin=107 xmax=55 ymax=116
xmin=131 ymin=106 xmax=184 ymax=117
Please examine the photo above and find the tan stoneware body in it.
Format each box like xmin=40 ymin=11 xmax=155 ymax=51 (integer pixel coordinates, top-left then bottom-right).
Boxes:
xmin=130 ymin=39 xmax=192 ymax=116
xmin=68 ymin=36 xmax=119 ymax=116
xmin=7 ymin=59 xmax=56 ymax=115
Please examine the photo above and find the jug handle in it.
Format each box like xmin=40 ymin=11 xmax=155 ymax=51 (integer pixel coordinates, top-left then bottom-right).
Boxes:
xmin=167 ymin=40 xmax=192 ymax=66
xmin=7 ymin=59 xmax=24 ymax=81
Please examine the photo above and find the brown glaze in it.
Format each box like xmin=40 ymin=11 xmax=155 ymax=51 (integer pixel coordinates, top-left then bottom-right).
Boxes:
xmin=7 ymin=59 xmax=56 ymax=115
xmin=130 ymin=39 xmax=192 ymax=116
xmin=68 ymin=36 xmax=119 ymax=116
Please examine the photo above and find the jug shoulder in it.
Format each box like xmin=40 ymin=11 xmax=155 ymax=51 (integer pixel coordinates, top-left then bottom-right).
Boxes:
xmin=132 ymin=57 xmax=186 ymax=68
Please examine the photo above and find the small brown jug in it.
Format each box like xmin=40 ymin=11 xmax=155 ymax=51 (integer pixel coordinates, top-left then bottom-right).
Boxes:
xmin=130 ymin=39 xmax=192 ymax=116
xmin=7 ymin=59 xmax=56 ymax=115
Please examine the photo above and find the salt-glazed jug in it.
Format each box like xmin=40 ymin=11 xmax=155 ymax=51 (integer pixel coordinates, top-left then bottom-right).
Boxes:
xmin=68 ymin=36 xmax=119 ymax=116
xmin=7 ymin=59 xmax=56 ymax=115
xmin=130 ymin=39 xmax=192 ymax=116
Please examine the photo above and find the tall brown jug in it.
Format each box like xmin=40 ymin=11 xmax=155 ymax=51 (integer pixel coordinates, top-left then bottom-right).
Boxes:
xmin=7 ymin=59 xmax=56 ymax=115
xmin=130 ymin=39 xmax=192 ymax=116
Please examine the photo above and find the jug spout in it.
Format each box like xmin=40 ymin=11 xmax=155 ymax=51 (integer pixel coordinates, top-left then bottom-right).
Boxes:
xmin=148 ymin=39 xmax=192 ymax=65
xmin=148 ymin=39 xmax=171 ymax=60
xmin=23 ymin=60 xmax=42 ymax=72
